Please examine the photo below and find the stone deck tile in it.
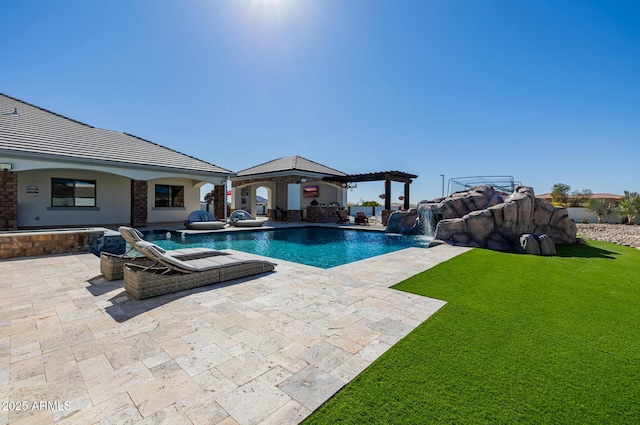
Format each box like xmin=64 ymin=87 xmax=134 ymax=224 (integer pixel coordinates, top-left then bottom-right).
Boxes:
xmin=0 ymin=244 xmax=469 ymax=424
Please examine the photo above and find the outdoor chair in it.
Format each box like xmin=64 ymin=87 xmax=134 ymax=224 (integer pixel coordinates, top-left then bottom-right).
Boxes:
xmin=336 ymin=209 xmax=350 ymax=224
xmin=99 ymin=226 xmax=227 ymax=281
xmin=123 ymin=241 xmax=276 ymax=300
xmin=355 ymin=211 xmax=370 ymax=225
xmin=229 ymin=210 xmax=264 ymax=227
xmin=185 ymin=210 xmax=227 ymax=230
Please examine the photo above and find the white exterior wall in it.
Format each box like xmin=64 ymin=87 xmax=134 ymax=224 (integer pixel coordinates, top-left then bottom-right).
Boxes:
xmin=231 ymin=181 xmax=344 ymax=219
xmin=287 ymin=184 xmax=301 ymax=210
xmin=147 ymin=178 xmax=201 ymax=223
xmin=17 ymin=169 xmax=130 ymax=227
xmin=567 ymin=207 xmax=622 ymax=224
xmin=299 ymin=183 xmax=342 ymax=208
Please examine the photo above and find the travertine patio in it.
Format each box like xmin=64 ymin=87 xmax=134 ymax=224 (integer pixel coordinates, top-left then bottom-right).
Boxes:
xmin=0 ymin=244 xmax=469 ymax=425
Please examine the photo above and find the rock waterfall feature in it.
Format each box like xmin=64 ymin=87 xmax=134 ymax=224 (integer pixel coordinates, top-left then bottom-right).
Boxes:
xmin=386 ymin=185 xmax=577 ymax=255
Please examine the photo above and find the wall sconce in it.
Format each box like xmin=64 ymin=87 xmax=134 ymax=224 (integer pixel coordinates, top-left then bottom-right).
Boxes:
xmin=300 ymin=178 xmax=307 ymax=183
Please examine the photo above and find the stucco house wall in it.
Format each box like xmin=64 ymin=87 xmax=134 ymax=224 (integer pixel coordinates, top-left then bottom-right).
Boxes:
xmin=147 ymin=177 xmax=202 ymax=223
xmin=17 ymin=169 xmax=130 ymax=227
xmin=567 ymin=207 xmax=622 ymax=224
xmin=1 ymin=93 xmax=233 ymax=230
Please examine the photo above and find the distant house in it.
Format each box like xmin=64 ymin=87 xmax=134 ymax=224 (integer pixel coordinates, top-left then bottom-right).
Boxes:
xmin=0 ymin=94 xmax=232 ymax=230
xmin=536 ymin=193 xmax=622 ymax=206
xmin=536 ymin=192 xmax=623 ymax=223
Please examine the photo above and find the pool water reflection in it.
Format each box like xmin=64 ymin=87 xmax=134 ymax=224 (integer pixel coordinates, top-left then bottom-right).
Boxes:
xmin=146 ymin=227 xmax=432 ymax=269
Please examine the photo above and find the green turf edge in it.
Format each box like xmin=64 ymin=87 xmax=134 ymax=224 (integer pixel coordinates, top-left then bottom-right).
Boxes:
xmin=303 ymin=241 xmax=640 ymax=425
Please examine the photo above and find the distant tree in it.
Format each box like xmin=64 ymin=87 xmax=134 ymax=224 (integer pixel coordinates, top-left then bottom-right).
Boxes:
xmin=585 ymin=198 xmax=612 ymax=224
xmin=361 ymin=201 xmax=381 ymax=207
xmin=569 ymin=189 xmax=593 ymax=207
xmin=551 ymin=183 xmax=571 ymax=206
xmin=617 ymin=191 xmax=640 ymax=225
xmin=203 ymin=190 xmax=215 ymax=212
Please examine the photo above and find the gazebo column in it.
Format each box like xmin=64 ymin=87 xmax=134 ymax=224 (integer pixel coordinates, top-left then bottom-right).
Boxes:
xmin=404 ymin=182 xmax=410 ymax=210
xmin=213 ymin=184 xmax=226 ymax=221
xmin=130 ymin=180 xmax=148 ymax=228
xmin=381 ymin=178 xmax=392 ymax=226
xmin=287 ymin=183 xmax=301 ymax=222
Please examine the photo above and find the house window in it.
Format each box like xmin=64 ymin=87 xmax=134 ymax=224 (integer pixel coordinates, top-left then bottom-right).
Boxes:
xmin=51 ymin=178 xmax=96 ymax=207
xmin=155 ymin=185 xmax=184 ymax=207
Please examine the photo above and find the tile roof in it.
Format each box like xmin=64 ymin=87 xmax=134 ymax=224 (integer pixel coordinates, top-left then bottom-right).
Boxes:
xmin=236 ymin=155 xmax=346 ymax=177
xmin=537 ymin=193 xmax=622 ymax=199
xmin=0 ymin=93 xmax=232 ymax=175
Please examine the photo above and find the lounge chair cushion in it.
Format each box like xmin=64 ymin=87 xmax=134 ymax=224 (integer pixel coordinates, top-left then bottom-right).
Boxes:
xmin=136 ymin=240 xmax=167 ymax=254
xmin=119 ymin=226 xmax=144 ymax=244
xmin=129 ymin=239 xmax=223 ymax=258
xmin=230 ymin=210 xmax=264 ymax=227
xmin=138 ymin=242 xmax=254 ymax=272
xmin=187 ymin=210 xmax=218 ymax=223
xmin=186 ymin=221 xmax=226 ymax=230
xmin=136 ymin=242 xmax=200 ymax=272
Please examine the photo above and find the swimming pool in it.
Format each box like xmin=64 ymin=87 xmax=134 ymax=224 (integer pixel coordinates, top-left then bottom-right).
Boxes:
xmin=146 ymin=227 xmax=432 ymax=268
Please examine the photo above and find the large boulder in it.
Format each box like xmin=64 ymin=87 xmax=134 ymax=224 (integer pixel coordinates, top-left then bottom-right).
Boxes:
xmin=386 ymin=209 xmax=419 ymax=234
xmin=424 ymin=185 xmax=576 ymax=255
xmin=438 ymin=185 xmax=505 ymax=219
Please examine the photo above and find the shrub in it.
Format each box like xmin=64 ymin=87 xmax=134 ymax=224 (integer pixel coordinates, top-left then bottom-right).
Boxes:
xmin=617 ymin=191 xmax=640 ymax=225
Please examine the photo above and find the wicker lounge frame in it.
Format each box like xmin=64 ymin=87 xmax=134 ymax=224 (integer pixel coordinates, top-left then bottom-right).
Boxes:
xmin=123 ymin=242 xmax=276 ymax=300
xmin=100 ymin=227 xmax=227 ymax=281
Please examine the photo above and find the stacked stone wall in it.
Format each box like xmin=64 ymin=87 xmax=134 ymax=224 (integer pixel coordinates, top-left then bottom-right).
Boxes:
xmin=0 ymin=230 xmax=103 ymax=259
xmin=213 ymin=184 xmax=226 ymax=221
xmin=0 ymin=171 xmax=18 ymax=231
xmin=130 ymin=180 xmax=148 ymax=228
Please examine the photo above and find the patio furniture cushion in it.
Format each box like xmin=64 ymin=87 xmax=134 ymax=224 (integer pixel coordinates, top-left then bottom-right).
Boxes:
xmin=100 ymin=231 xmax=230 ymax=281
xmin=229 ymin=210 xmax=265 ymax=227
xmin=124 ymin=240 xmax=277 ymax=300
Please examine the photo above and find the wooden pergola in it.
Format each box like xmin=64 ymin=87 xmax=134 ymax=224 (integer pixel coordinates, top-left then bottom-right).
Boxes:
xmin=324 ymin=171 xmax=418 ymax=210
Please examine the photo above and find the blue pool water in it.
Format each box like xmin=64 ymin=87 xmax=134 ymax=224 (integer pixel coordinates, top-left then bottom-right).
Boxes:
xmin=146 ymin=227 xmax=432 ymax=269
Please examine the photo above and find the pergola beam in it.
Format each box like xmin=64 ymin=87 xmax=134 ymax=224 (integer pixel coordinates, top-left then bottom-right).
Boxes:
xmin=323 ymin=170 xmax=418 ymax=210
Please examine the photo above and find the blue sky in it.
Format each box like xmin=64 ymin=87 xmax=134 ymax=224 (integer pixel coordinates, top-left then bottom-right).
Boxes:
xmin=2 ymin=0 xmax=638 ymax=203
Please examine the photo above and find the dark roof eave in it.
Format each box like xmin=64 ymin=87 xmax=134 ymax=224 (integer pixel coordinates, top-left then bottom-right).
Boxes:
xmin=325 ymin=170 xmax=418 ymax=184
xmin=233 ymin=169 xmax=342 ymax=180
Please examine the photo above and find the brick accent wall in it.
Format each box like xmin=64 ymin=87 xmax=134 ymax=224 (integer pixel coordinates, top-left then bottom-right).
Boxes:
xmin=381 ymin=209 xmax=393 ymax=226
xmin=213 ymin=185 xmax=226 ymax=220
xmin=287 ymin=209 xmax=302 ymax=223
xmin=130 ymin=180 xmax=148 ymax=228
xmin=0 ymin=171 xmax=18 ymax=231
xmin=0 ymin=230 xmax=103 ymax=259
xmin=307 ymin=206 xmax=344 ymax=223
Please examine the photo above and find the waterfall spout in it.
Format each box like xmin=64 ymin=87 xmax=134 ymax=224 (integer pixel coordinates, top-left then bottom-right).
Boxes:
xmin=385 ymin=204 xmax=442 ymax=236
xmin=417 ymin=204 xmax=442 ymax=237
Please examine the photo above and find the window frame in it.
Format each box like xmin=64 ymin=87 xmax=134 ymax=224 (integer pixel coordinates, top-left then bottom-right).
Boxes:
xmin=154 ymin=184 xmax=185 ymax=208
xmin=51 ymin=178 xmax=97 ymax=208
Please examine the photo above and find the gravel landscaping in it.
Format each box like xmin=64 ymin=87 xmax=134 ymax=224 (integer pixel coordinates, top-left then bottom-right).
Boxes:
xmin=576 ymin=223 xmax=640 ymax=248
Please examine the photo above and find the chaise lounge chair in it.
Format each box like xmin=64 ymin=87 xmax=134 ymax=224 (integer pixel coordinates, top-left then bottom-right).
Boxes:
xmin=336 ymin=209 xmax=351 ymax=224
xmin=123 ymin=241 xmax=276 ymax=300
xmin=355 ymin=211 xmax=370 ymax=225
xmin=185 ymin=210 xmax=227 ymax=230
xmin=99 ymin=226 xmax=227 ymax=281
xmin=229 ymin=210 xmax=264 ymax=227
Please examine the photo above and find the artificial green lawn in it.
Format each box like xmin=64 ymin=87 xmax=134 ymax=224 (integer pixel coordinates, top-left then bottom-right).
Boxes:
xmin=303 ymin=241 xmax=640 ymax=424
